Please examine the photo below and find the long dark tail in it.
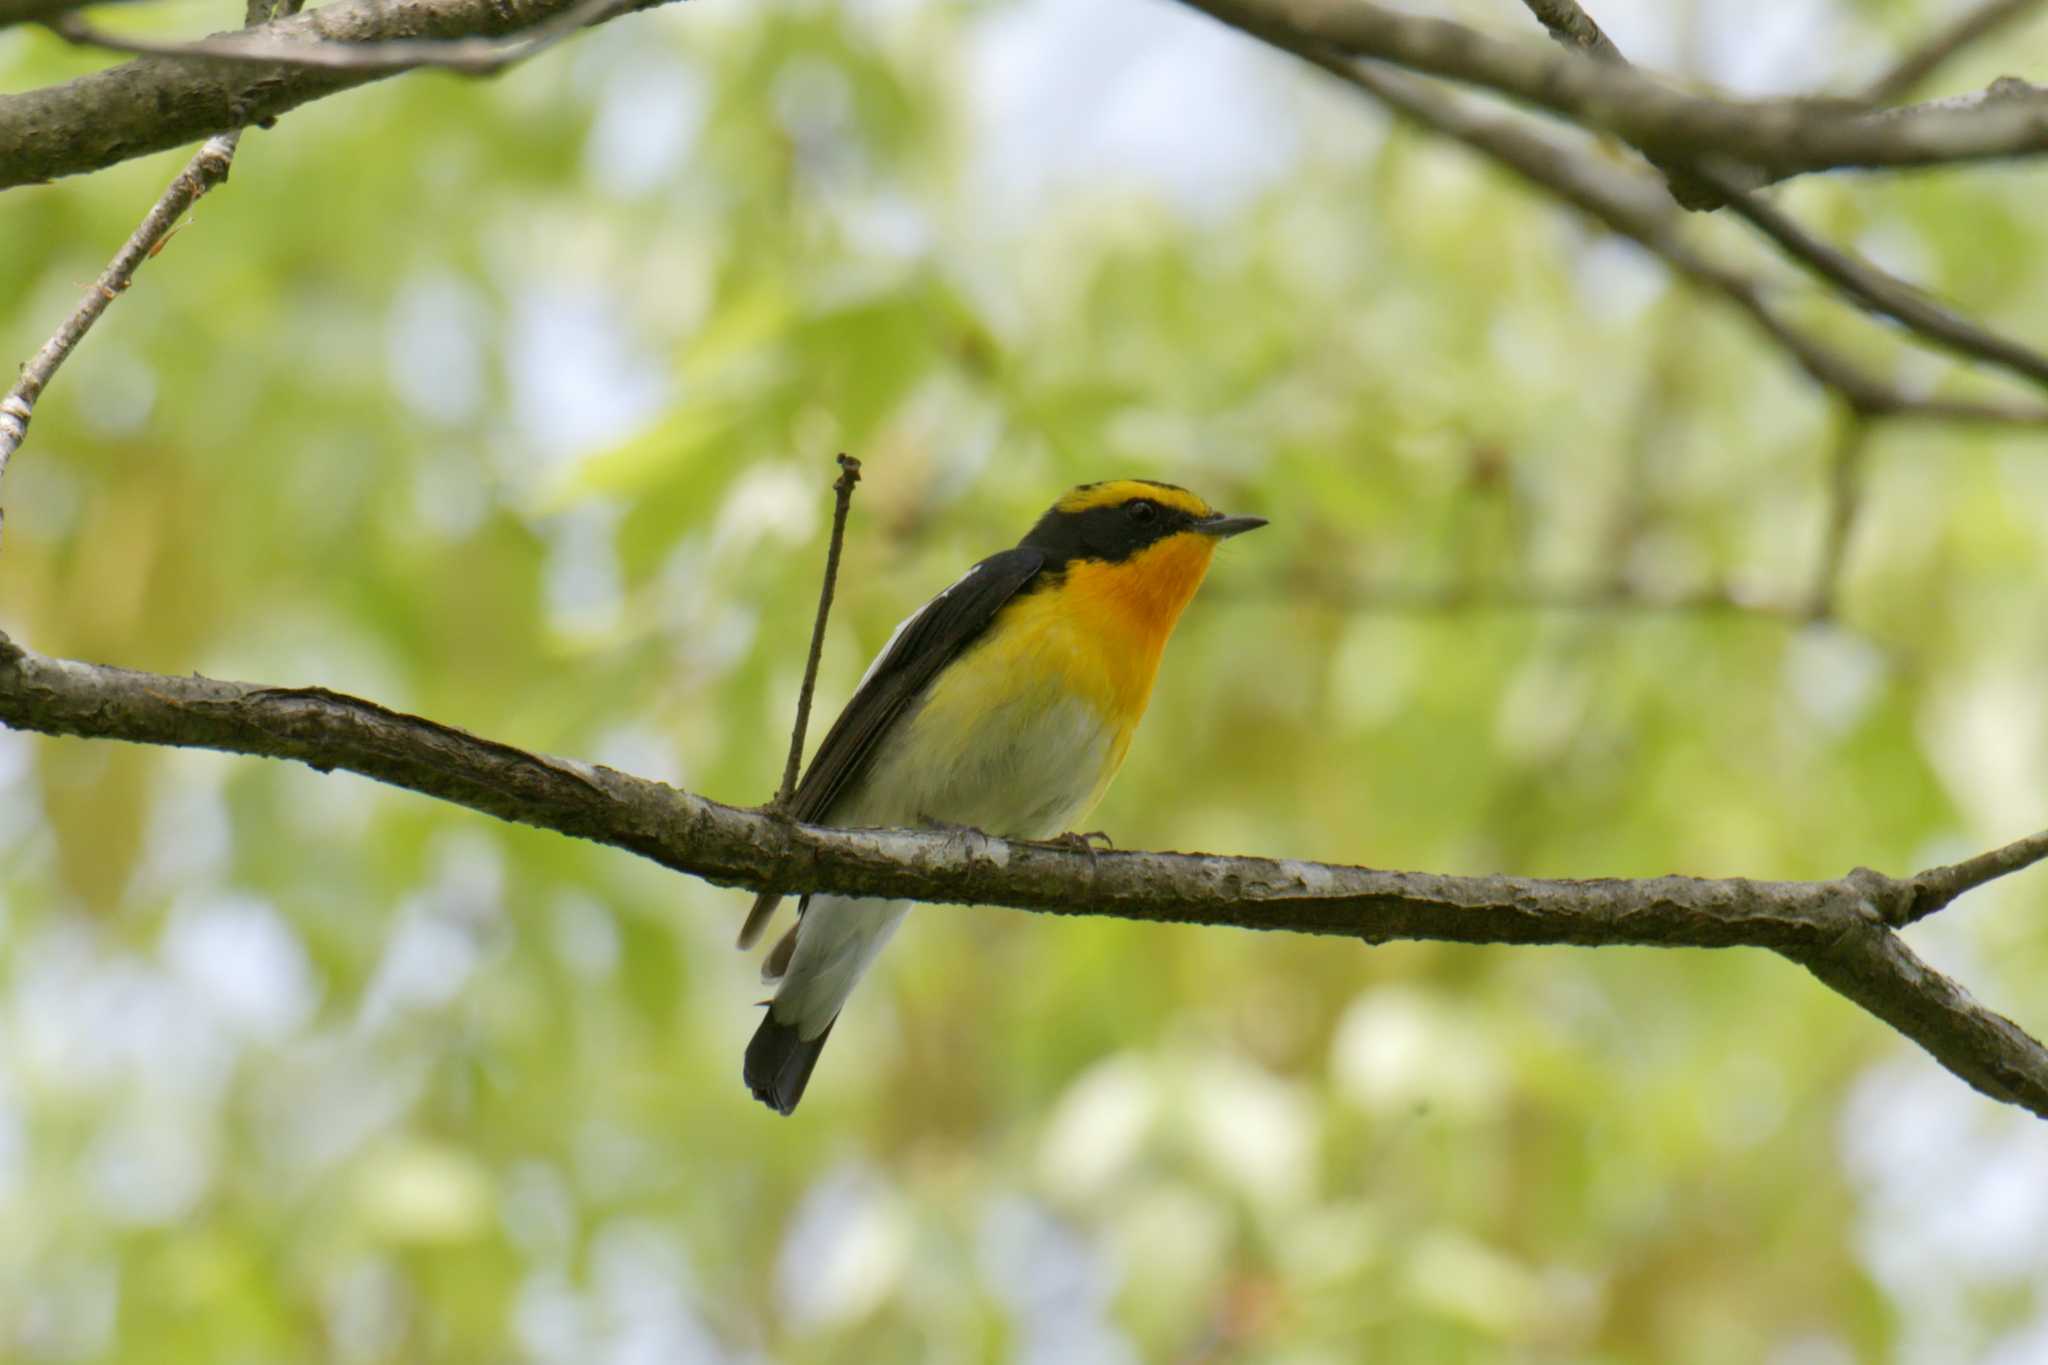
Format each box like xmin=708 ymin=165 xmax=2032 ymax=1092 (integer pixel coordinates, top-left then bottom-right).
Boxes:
xmin=745 ymin=1013 xmax=837 ymax=1115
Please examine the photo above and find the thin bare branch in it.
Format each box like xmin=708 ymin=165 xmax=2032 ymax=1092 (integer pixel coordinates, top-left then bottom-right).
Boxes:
xmin=775 ymin=455 xmax=862 ymax=811
xmin=1513 ymin=0 xmax=2048 ymax=390
xmin=0 ymin=0 xmax=300 ymax=527
xmin=47 ymin=0 xmax=637 ymax=76
xmin=1721 ymin=188 xmax=2048 ymax=392
xmin=0 ymin=0 xmax=677 ymax=189
xmin=2 ymin=628 xmax=2043 ymax=1115
xmin=1808 ymin=410 xmax=1874 ymax=620
xmin=1864 ymin=0 xmax=2047 ymax=105
xmin=1517 ymin=0 xmax=1726 ymax=208
xmin=0 ymin=133 xmax=240 ymax=535
xmin=1174 ymin=1 xmax=2048 ymax=182
xmin=1266 ymin=47 xmax=2048 ymax=425
xmin=1792 ymin=904 xmax=2048 ymax=1110
xmin=1903 ymin=828 xmax=2048 ymax=926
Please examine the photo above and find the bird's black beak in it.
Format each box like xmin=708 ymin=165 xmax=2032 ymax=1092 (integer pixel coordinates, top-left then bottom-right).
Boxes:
xmin=1197 ymin=512 xmax=1268 ymax=539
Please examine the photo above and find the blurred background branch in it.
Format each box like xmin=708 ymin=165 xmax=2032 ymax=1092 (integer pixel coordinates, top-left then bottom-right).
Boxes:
xmin=1511 ymin=0 xmax=2048 ymax=389
xmin=1175 ymin=1 xmax=2048 ymax=179
xmin=1863 ymin=0 xmax=2047 ymax=102
xmin=46 ymin=0 xmax=646 ymax=76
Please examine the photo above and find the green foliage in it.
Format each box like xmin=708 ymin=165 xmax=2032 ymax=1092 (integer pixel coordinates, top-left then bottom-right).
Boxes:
xmin=4 ymin=2 xmax=2048 ymax=1361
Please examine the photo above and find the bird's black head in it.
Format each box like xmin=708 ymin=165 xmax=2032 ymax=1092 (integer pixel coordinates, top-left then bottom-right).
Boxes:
xmin=1018 ymin=479 xmax=1266 ymax=568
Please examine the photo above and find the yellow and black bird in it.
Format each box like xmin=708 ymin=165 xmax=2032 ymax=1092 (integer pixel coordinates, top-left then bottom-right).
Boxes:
xmin=739 ymin=479 xmax=1266 ymax=1114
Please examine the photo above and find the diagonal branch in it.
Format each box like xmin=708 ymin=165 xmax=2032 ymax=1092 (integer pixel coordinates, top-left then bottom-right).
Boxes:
xmin=1172 ymin=1 xmax=2048 ymax=182
xmin=1514 ymin=0 xmax=2048 ymax=393
xmin=3 ymin=627 xmax=2046 ymax=1117
xmin=1255 ymin=41 xmax=2048 ymax=426
xmin=1720 ymin=186 xmax=2048 ymax=392
xmin=0 ymin=135 xmax=239 ymax=529
xmin=46 ymin=0 xmax=642 ymax=76
xmin=1 ymin=0 xmax=303 ymax=530
xmin=1863 ymin=0 xmax=2047 ymax=105
xmin=0 ymin=0 xmax=678 ymax=190
xmin=1807 ymin=409 xmax=1873 ymax=620
xmin=1902 ymin=829 xmax=2048 ymax=926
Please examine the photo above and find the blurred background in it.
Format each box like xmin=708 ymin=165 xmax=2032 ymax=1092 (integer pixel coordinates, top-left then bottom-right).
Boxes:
xmin=4 ymin=0 xmax=2048 ymax=1360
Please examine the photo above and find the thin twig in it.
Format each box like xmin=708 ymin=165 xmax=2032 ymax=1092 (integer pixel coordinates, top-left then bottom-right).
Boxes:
xmin=3 ymin=628 xmax=2045 ymax=1116
xmin=1807 ymin=409 xmax=1873 ymax=620
xmin=1521 ymin=0 xmax=1621 ymax=62
xmin=1172 ymin=1 xmax=2048 ymax=181
xmin=1517 ymin=0 xmax=1726 ymax=208
xmin=1904 ymin=828 xmax=2048 ymax=925
xmin=1863 ymin=0 xmax=2046 ymax=105
xmin=0 ymin=133 xmax=240 ymax=540
xmin=1278 ymin=50 xmax=2048 ymax=426
xmin=49 ymin=0 xmax=639 ymax=75
xmin=774 ymin=454 xmax=862 ymax=811
xmin=1517 ymin=0 xmax=2048 ymax=390
xmin=0 ymin=0 xmax=299 ymax=533
xmin=1722 ymin=184 xmax=2048 ymax=393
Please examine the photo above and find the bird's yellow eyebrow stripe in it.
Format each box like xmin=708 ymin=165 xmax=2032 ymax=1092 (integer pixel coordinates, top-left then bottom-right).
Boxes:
xmin=1054 ymin=479 xmax=1214 ymax=520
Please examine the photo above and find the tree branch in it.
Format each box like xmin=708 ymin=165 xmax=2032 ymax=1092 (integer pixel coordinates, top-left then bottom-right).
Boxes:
xmin=1903 ymin=829 xmax=2048 ymax=926
xmin=1807 ymin=409 xmax=1873 ymax=620
xmin=0 ymin=0 xmax=676 ymax=189
xmin=0 ymin=134 xmax=240 ymax=529
xmin=1720 ymin=181 xmax=2048 ymax=392
xmin=1173 ymin=1 xmax=2048 ymax=182
xmin=1 ymin=0 xmax=302 ymax=525
xmin=2 ymin=627 xmax=2045 ymax=1117
xmin=1250 ymin=41 xmax=2048 ymax=426
xmin=1513 ymin=0 xmax=2048 ymax=392
xmin=45 ymin=0 xmax=640 ymax=76
xmin=1863 ymin=0 xmax=2047 ymax=105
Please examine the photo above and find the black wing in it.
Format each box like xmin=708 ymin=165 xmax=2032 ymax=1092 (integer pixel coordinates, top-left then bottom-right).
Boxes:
xmin=737 ymin=547 xmax=1044 ymax=950
xmin=790 ymin=545 xmax=1045 ymax=821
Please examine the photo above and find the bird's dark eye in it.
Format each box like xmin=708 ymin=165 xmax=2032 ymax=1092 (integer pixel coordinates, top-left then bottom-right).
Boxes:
xmin=1127 ymin=500 xmax=1159 ymax=524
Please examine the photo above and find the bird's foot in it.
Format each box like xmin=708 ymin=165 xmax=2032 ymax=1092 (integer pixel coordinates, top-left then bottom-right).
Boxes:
xmin=1039 ymin=830 xmax=1114 ymax=855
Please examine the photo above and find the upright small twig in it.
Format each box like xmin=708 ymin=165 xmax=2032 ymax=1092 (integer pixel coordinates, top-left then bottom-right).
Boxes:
xmin=773 ymin=454 xmax=862 ymax=810
xmin=1808 ymin=410 xmax=1873 ymax=620
xmin=0 ymin=132 xmax=241 ymax=542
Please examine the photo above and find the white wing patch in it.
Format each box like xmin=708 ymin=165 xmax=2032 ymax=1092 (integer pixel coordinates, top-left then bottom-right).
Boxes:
xmin=851 ymin=560 xmax=985 ymax=693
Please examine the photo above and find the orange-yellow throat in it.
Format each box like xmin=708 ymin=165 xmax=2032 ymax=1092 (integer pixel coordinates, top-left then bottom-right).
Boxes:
xmin=1049 ymin=531 xmax=1220 ymax=717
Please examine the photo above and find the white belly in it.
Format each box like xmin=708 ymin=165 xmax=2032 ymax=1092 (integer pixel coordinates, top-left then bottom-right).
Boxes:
xmin=833 ymin=669 xmax=1123 ymax=840
xmin=772 ymin=654 xmax=1128 ymax=1038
